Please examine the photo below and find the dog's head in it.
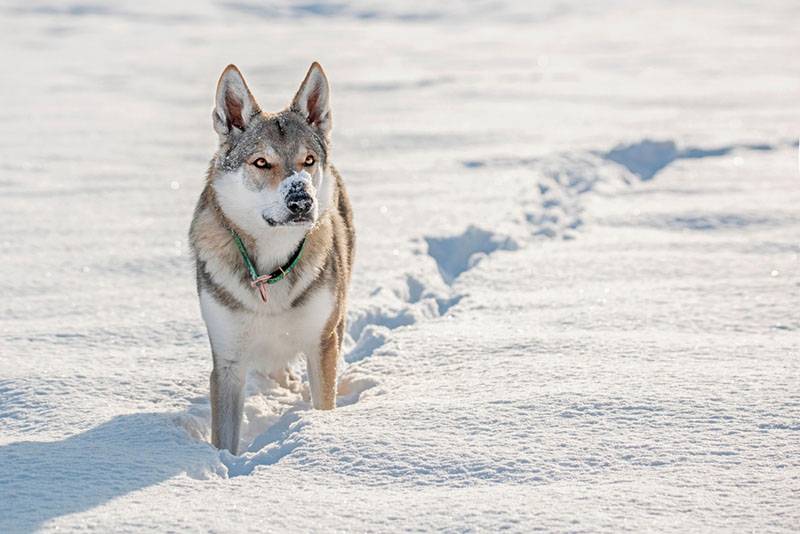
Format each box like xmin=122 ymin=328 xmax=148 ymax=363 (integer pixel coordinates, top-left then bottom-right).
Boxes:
xmin=209 ymin=63 xmax=333 ymax=235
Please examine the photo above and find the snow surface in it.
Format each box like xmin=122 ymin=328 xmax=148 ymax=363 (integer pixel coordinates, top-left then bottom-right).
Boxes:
xmin=1 ymin=0 xmax=799 ymax=532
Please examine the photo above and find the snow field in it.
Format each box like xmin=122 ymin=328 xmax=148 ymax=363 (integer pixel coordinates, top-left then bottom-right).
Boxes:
xmin=1 ymin=0 xmax=799 ymax=531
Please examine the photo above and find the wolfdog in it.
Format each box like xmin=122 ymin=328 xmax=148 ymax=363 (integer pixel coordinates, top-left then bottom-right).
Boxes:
xmin=189 ymin=63 xmax=354 ymax=454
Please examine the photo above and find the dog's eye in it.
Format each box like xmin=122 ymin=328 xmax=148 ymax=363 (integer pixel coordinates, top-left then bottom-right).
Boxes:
xmin=304 ymin=155 xmax=315 ymax=167
xmin=253 ymin=158 xmax=271 ymax=169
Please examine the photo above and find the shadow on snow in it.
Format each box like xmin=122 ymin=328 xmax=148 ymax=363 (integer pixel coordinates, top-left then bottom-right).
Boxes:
xmin=0 ymin=413 xmax=218 ymax=533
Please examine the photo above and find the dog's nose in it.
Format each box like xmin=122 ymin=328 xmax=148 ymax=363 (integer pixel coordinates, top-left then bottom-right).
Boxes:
xmin=286 ymin=190 xmax=313 ymax=215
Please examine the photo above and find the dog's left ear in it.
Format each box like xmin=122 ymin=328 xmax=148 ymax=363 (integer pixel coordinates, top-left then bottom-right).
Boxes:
xmin=290 ymin=62 xmax=332 ymax=141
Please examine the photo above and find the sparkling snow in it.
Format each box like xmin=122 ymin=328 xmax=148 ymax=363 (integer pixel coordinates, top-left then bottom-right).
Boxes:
xmin=1 ymin=1 xmax=798 ymax=532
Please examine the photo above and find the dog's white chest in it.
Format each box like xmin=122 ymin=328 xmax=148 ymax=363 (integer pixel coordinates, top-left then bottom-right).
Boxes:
xmin=199 ymin=285 xmax=334 ymax=371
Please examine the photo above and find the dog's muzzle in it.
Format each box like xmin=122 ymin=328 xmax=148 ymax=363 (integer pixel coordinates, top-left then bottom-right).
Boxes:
xmin=262 ymin=172 xmax=316 ymax=226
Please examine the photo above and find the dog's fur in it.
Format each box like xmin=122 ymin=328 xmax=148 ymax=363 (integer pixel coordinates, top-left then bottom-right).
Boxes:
xmin=189 ymin=63 xmax=354 ymax=454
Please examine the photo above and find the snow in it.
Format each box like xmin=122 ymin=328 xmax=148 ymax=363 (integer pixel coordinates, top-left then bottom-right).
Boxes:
xmin=1 ymin=0 xmax=799 ymax=532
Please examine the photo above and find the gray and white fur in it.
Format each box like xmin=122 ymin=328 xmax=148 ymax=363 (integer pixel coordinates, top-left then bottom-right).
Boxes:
xmin=189 ymin=63 xmax=354 ymax=454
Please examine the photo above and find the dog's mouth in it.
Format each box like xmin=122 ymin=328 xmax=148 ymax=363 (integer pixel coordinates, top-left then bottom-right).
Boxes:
xmin=263 ymin=214 xmax=314 ymax=227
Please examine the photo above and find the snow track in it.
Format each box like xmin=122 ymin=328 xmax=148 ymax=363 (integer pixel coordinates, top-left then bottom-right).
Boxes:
xmin=174 ymin=138 xmax=781 ymax=478
xmin=425 ymin=226 xmax=519 ymax=284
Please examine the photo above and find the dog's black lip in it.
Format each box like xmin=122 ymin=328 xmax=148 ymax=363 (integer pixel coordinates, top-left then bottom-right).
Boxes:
xmin=263 ymin=215 xmax=312 ymax=227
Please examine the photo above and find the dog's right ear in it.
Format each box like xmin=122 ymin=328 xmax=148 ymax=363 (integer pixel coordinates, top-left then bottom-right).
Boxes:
xmin=213 ymin=65 xmax=260 ymax=138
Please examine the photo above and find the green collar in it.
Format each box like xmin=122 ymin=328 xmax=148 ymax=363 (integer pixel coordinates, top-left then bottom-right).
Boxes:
xmin=230 ymin=229 xmax=306 ymax=303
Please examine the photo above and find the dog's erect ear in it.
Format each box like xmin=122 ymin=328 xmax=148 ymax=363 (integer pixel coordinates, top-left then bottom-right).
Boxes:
xmin=213 ymin=64 xmax=260 ymax=137
xmin=290 ymin=62 xmax=331 ymax=140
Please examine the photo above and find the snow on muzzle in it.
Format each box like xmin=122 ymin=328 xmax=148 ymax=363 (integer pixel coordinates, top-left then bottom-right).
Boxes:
xmin=263 ymin=171 xmax=318 ymax=225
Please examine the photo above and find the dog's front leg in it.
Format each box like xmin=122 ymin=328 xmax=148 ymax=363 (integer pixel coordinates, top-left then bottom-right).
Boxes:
xmin=210 ymin=360 xmax=246 ymax=454
xmin=306 ymin=330 xmax=338 ymax=410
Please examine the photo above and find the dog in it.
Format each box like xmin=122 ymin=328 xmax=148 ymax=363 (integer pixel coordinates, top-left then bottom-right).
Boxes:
xmin=189 ymin=62 xmax=354 ymax=454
